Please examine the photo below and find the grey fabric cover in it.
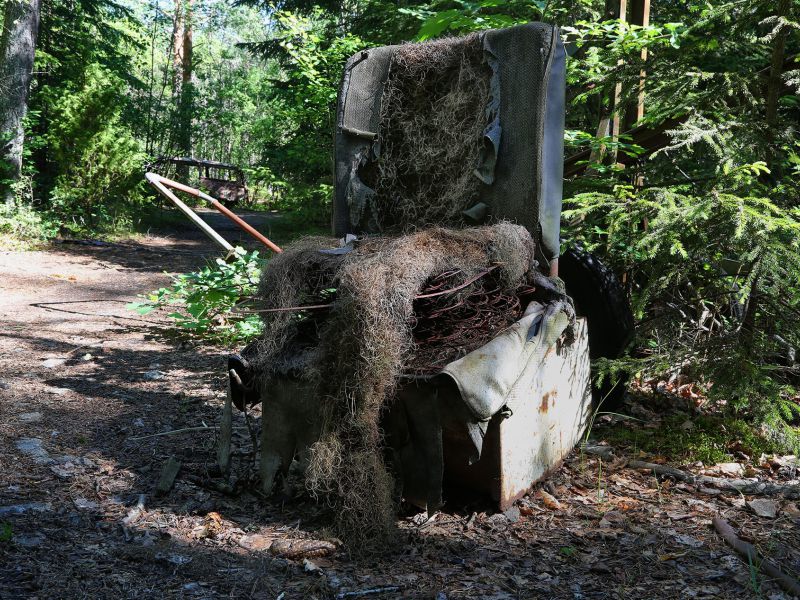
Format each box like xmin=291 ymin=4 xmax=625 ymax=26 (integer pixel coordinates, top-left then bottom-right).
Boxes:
xmin=332 ymin=23 xmax=566 ymax=261
xmin=442 ymin=301 xmax=570 ymax=423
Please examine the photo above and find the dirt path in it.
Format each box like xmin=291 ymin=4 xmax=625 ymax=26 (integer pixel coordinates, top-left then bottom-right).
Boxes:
xmin=1 ymin=215 xmax=798 ymax=599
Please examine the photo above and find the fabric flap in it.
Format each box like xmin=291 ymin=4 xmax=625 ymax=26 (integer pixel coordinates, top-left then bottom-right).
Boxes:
xmin=441 ymin=301 xmax=570 ymax=422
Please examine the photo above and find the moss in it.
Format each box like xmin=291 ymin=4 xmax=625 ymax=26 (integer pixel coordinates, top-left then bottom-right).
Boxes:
xmin=0 ymin=522 xmax=12 ymax=543
xmin=595 ymin=412 xmax=793 ymax=464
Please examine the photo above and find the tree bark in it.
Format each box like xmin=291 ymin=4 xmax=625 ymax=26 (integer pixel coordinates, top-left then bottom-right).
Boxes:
xmin=0 ymin=0 xmax=41 ymax=204
xmin=587 ymin=0 xmax=625 ymax=172
xmin=765 ymin=0 xmax=790 ymax=177
xmin=172 ymin=0 xmax=193 ymax=179
xmin=623 ymin=0 xmax=651 ymax=133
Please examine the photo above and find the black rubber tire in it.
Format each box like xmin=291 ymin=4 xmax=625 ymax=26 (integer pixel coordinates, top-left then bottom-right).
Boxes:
xmin=559 ymin=244 xmax=635 ymax=408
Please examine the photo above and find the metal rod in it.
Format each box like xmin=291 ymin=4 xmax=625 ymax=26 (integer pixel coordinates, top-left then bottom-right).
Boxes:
xmin=205 ymin=197 xmax=283 ymax=254
xmin=145 ymin=173 xmax=234 ymax=252
xmin=145 ymin=173 xmax=283 ymax=253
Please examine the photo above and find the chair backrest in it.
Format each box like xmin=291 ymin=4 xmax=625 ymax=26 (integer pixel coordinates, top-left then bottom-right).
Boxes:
xmin=332 ymin=22 xmax=566 ymax=263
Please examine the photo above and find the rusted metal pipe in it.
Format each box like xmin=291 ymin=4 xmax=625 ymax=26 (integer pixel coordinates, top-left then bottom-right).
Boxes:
xmin=208 ymin=197 xmax=283 ymax=254
xmin=145 ymin=173 xmax=283 ymax=253
xmin=145 ymin=172 xmax=234 ymax=252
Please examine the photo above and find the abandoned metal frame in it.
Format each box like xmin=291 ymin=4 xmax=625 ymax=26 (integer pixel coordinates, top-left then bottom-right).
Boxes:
xmin=145 ymin=172 xmax=283 ymax=254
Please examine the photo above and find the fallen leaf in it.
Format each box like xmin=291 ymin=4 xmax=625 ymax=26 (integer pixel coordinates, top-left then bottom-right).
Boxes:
xmin=303 ymin=558 xmax=320 ymax=572
xmin=503 ymin=505 xmax=521 ymax=523
xmin=239 ymin=534 xmax=273 ymax=551
xmin=672 ymin=533 xmax=704 ymax=548
xmin=614 ymin=498 xmax=640 ymax=511
xmin=599 ymin=510 xmax=625 ymax=528
xmin=539 ymin=490 xmax=561 ymax=510
xmin=590 ymin=562 xmax=611 ymax=573
xmin=709 ymin=463 xmax=744 ymax=477
xmin=193 ymin=511 xmax=224 ymax=539
xmin=666 ymin=511 xmax=693 ymax=521
xmin=73 ymin=498 xmax=99 ymax=510
xmin=783 ymin=502 xmax=800 ymax=517
xmin=659 ymin=551 xmax=689 ymax=561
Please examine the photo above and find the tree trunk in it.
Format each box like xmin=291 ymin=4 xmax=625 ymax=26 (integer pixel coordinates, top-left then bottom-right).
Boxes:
xmin=623 ymin=0 xmax=651 ymax=133
xmin=0 ymin=0 xmax=41 ymax=204
xmin=765 ymin=0 xmax=790 ymax=177
xmin=172 ymin=0 xmax=193 ymax=179
xmin=587 ymin=0 xmax=625 ymax=172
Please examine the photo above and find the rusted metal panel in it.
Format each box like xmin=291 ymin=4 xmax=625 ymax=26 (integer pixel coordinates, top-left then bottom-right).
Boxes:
xmin=249 ymin=314 xmax=589 ymax=510
xmin=396 ymin=317 xmax=591 ymax=510
xmin=496 ymin=317 xmax=591 ymax=508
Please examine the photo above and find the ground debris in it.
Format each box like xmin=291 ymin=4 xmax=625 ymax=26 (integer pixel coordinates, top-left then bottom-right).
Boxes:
xmin=748 ymin=498 xmax=778 ymax=518
xmin=155 ymin=455 xmax=181 ymax=496
xmin=0 ymin=502 xmax=52 ymax=516
xmin=270 ymin=538 xmax=339 ymax=559
xmin=713 ymin=516 xmax=800 ymax=596
xmin=3 ymin=229 xmax=799 ymax=599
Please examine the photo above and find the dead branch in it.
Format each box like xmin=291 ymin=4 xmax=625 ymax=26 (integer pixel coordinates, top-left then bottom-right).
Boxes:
xmin=713 ymin=516 xmax=800 ymax=597
xmin=129 ymin=425 xmax=242 ymax=441
xmin=336 ymin=587 xmax=401 ymax=599
xmin=582 ymin=445 xmax=800 ymax=499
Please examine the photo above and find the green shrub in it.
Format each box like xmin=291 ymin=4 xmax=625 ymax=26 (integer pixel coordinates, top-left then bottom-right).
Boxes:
xmin=45 ymin=64 xmax=147 ymax=234
xmin=565 ymin=162 xmax=800 ymax=452
xmin=0 ymin=178 xmax=59 ymax=248
xmin=128 ymin=247 xmax=265 ymax=345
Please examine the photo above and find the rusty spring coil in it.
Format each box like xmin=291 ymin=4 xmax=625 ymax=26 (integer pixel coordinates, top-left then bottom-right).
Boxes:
xmin=405 ymin=269 xmax=536 ymax=375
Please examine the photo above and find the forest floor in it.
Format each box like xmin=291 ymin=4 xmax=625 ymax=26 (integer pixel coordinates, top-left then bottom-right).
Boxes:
xmin=1 ymin=212 xmax=799 ymax=600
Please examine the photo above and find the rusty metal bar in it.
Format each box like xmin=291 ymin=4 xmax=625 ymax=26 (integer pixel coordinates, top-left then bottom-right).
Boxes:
xmin=207 ymin=197 xmax=283 ymax=254
xmin=145 ymin=173 xmax=234 ymax=252
xmin=145 ymin=173 xmax=283 ymax=254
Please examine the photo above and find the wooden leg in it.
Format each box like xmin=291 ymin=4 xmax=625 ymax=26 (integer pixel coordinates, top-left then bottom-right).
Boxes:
xmin=216 ymin=383 xmax=233 ymax=476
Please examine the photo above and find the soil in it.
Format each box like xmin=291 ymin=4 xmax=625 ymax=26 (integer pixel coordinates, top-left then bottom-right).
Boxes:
xmin=1 ymin=213 xmax=798 ymax=599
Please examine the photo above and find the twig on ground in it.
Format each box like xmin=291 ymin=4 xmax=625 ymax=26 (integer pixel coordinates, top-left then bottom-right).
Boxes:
xmin=336 ymin=587 xmax=401 ymax=599
xmin=713 ymin=516 xmax=800 ymax=597
xmin=130 ymin=425 xmax=244 ymax=441
xmin=582 ymin=444 xmax=800 ymax=499
xmin=64 ymin=342 xmax=102 ymax=357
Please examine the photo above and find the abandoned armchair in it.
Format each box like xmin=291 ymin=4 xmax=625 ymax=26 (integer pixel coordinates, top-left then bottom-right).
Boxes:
xmin=225 ymin=23 xmax=624 ymax=544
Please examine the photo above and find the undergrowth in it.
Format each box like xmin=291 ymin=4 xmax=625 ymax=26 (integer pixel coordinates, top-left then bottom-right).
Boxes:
xmin=567 ymin=161 xmax=800 ymax=454
xmin=596 ymin=411 xmax=791 ymax=465
xmin=0 ymin=178 xmax=59 ymax=249
xmin=128 ymin=246 xmax=266 ymax=346
xmin=0 ymin=203 xmax=58 ymax=249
